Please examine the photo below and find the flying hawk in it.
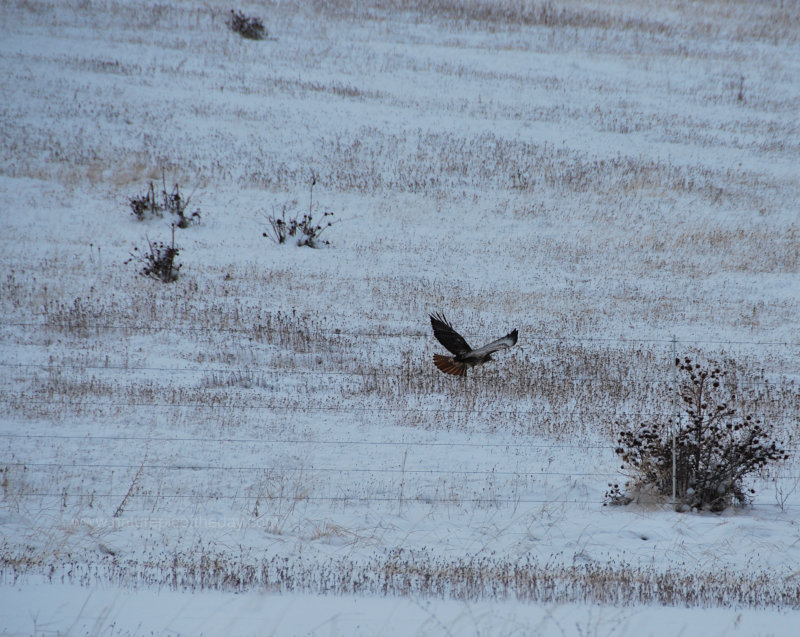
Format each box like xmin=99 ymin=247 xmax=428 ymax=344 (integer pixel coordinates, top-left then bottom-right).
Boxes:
xmin=429 ymin=312 xmax=518 ymax=376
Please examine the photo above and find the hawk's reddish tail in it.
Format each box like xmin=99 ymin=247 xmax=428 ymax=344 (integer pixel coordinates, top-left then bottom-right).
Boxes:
xmin=433 ymin=354 xmax=467 ymax=376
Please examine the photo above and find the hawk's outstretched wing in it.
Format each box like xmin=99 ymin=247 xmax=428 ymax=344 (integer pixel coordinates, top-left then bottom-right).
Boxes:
xmin=429 ymin=313 xmax=472 ymax=356
xmin=468 ymin=329 xmax=518 ymax=359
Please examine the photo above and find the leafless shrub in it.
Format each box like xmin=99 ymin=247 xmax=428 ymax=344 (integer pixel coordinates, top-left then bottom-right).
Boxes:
xmin=128 ymin=225 xmax=182 ymax=283
xmin=228 ymin=9 xmax=267 ymax=40
xmin=263 ymin=174 xmax=337 ymax=247
xmin=129 ymin=170 xmax=200 ymax=228
xmin=613 ymin=358 xmax=791 ymax=512
xmin=264 ymin=206 xmax=336 ymax=248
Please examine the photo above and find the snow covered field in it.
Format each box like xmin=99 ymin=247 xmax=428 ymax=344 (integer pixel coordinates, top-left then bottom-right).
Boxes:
xmin=1 ymin=0 xmax=799 ymax=634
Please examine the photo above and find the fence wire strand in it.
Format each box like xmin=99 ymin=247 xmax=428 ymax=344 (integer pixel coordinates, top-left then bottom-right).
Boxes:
xmin=5 ymin=320 xmax=800 ymax=347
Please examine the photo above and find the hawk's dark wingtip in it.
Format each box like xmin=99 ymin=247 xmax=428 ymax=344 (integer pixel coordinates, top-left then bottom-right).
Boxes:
xmin=508 ymin=328 xmax=519 ymax=345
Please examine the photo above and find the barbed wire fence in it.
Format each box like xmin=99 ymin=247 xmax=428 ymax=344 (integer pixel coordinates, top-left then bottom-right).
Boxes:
xmin=1 ymin=322 xmax=799 ymax=513
xmin=6 ymin=319 xmax=800 ymax=347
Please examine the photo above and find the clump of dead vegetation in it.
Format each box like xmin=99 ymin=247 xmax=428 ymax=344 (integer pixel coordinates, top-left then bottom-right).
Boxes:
xmin=228 ymin=9 xmax=267 ymax=40
xmin=263 ymin=174 xmax=337 ymax=248
xmin=128 ymin=225 xmax=182 ymax=283
xmin=264 ymin=207 xmax=336 ymax=248
xmin=129 ymin=171 xmax=200 ymax=228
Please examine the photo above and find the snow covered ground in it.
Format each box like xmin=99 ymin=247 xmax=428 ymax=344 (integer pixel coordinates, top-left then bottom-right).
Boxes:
xmin=3 ymin=576 xmax=800 ymax=637
xmin=1 ymin=0 xmax=799 ymax=634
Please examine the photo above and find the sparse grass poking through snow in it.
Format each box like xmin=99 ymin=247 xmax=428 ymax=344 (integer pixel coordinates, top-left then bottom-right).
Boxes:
xmin=4 ymin=547 xmax=799 ymax=610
